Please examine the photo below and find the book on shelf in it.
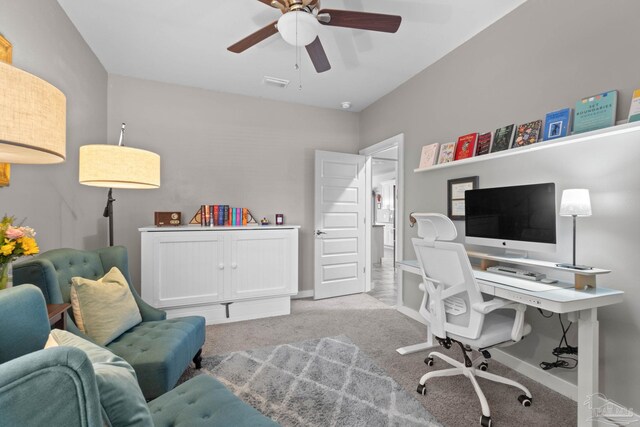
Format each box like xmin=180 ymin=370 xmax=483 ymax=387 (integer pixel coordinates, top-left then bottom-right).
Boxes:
xmin=418 ymin=143 xmax=439 ymax=168
xmin=491 ymin=124 xmax=514 ymax=153
xmin=454 ymin=133 xmax=478 ymax=160
xmin=543 ymin=108 xmax=573 ymax=141
xmin=224 ymin=205 xmax=229 ymax=226
xmin=512 ymin=120 xmax=543 ymax=148
xmin=242 ymin=208 xmax=248 ymax=225
xmin=437 ymin=142 xmax=456 ymax=164
xmin=573 ymin=90 xmax=617 ymax=134
xmin=628 ymin=89 xmax=640 ymax=123
xmin=213 ymin=205 xmax=219 ymax=226
xmin=475 ymin=132 xmax=492 ymax=156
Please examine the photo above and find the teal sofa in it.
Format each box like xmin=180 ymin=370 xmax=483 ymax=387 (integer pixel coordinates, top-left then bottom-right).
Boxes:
xmin=0 ymin=285 xmax=278 ymax=427
xmin=13 ymin=246 xmax=204 ymax=399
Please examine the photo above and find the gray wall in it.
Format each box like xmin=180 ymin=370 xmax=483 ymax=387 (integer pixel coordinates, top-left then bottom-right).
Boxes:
xmin=107 ymin=74 xmax=360 ymax=293
xmin=359 ymin=0 xmax=640 ymax=410
xmin=0 ymin=0 xmax=108 ymax=252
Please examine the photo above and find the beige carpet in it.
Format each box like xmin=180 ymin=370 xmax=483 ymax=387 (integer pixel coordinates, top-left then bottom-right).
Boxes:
xmin=181 ymin=293 xmax=576 ymax=426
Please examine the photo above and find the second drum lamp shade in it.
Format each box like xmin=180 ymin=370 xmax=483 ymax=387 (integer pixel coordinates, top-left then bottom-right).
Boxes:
xmin=79 ymin=145 xmax=160 ymax=189
xmin=0 ymin=61 xmax=66 ymax=163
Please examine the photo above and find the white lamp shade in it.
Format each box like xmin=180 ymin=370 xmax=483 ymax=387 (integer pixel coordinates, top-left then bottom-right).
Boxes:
xmin=79 ymin=145 xmax=160 ymax=189
xmin=278 ymin=11 xmax=320 ymax=47
xmin=559 ymin=189 xmax=591 ymax=217
xmin=0 ymin=61 xmax=66 ymax=163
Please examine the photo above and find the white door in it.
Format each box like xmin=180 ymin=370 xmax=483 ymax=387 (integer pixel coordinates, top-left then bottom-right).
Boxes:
xmin=314 ymin=150 xmax=366 ymax=299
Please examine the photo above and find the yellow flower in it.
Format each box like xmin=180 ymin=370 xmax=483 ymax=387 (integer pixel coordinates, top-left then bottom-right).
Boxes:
xmin=19 ymin=237 xmax=39 ymax=256
xmin=1 ymin=241 xmax=15 ymax=256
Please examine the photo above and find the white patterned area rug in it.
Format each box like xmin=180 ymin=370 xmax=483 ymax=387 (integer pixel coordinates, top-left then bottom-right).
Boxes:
xmin=199 ymin=335 xmax=442 ymax=426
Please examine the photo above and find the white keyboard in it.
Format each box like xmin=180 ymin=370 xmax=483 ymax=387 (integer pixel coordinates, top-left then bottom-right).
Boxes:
xmin=474 ymin=270 xmax=566 ymax=292
xmin=486 ymin=265 xmax=545 ymax=281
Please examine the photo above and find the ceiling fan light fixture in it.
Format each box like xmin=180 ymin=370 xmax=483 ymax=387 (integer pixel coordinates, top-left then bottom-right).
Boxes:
xmin=278 ymin=11 xmax=319 ymax=47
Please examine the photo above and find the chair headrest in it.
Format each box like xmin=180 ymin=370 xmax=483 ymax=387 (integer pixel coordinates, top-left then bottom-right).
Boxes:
xmin=412 ymin=213 xmax=458 ymax=242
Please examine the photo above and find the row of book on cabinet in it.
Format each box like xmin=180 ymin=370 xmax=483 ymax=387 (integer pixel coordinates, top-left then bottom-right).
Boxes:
xmin=191 ymin=205 xmax=256 ymax=226
xmin=418 ymin=88 xmax=640 ymax=169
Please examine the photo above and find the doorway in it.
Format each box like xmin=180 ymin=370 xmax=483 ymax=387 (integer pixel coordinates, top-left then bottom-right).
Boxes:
xmin=359 ymin=134 xmax=404 ymax=307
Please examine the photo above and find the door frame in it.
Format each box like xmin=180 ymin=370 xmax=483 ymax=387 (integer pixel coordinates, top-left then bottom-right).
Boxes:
xmin=359 ymin=133 xmax=404 ymax=293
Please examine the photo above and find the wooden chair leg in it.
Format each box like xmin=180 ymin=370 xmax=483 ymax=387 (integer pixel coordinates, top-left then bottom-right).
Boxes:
xmin=193 ymin=348 xmax=203 ymax=369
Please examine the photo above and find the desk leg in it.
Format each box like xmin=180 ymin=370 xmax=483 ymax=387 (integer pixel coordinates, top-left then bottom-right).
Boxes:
xmin=577 ymin=308 xmax=598 ymax=427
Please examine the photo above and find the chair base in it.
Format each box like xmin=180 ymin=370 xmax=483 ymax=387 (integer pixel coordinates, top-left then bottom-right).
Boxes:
xmin=193 ymin=348 xmax=203 ymax=369
xmin=417 ymin=350 xmax=532 ymax=424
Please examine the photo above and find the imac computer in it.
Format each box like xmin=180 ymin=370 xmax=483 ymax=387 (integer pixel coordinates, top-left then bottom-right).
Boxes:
xmin=465 ymin=182 xmax=556 ymax=254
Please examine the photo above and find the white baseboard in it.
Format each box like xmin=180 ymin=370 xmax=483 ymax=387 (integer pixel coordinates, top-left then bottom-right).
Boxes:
xmin=395 ymin=305 xmax=580 ymax=402
xmin=490 ymin=349 xmax=577 ymax=401
xmin=292 ymin=290 xmax=314 ymax=299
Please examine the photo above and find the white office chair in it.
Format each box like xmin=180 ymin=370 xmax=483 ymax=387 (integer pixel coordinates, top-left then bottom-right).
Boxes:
xmin=411 ymin=213 xmax=533 ymax=427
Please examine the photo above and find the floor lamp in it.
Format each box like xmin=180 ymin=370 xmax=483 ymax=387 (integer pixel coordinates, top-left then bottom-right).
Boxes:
xmin=556 ymin=189 xmax=592 ymax=270
xmin=79 ymin=124 xmax=160 ymax=246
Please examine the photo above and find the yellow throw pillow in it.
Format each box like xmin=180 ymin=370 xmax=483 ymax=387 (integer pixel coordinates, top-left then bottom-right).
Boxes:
xmin=71 ymin=267 xmax=142 ymax=346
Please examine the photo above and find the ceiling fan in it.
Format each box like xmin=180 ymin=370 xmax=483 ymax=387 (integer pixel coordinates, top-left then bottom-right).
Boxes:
xmin=227 ymin=0 xmax=402 ymax=73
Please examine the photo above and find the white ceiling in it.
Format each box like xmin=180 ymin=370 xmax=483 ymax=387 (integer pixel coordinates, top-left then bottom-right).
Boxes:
xmin=57 ymin=0 xmax=525 ymax=112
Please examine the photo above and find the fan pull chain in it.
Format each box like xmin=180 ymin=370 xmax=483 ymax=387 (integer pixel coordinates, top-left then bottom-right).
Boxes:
xmin=294 ymin=10 xmax=302 ymax=90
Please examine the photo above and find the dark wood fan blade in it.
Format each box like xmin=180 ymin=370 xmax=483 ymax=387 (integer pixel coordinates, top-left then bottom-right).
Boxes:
xmin=305 ymin=36 xmax=331 ymax=73
xmin=227 ymin=21 xmax=279 ymax=53
xmin=318 ymin=9 xmax=401 ymax=33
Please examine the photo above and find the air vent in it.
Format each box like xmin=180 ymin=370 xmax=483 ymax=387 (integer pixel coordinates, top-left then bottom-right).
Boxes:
xmin=263 ymin=76 xmax=290 ymax=88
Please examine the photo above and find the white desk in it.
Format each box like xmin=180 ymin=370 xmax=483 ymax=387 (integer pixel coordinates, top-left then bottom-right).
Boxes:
xmin=396 ymin=259 xmax=624 ymax=427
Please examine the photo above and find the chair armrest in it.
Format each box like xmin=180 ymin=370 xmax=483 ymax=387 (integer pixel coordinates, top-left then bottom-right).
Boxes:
xmin=0 ymin=347 xmax=103 ymax=427
xmin=472 ymin=298 xmax=527 ymax=342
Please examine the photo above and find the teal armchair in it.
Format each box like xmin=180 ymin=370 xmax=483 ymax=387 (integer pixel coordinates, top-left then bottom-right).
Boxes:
xmin=0 ymin=285 xmax=278 ymax=427
xmin=13 ymin=246 xmax=205 ymax=399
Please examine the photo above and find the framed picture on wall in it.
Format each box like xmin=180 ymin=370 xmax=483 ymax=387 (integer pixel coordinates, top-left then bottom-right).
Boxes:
xmin=447 ymin=176 xmax=479 ymax=221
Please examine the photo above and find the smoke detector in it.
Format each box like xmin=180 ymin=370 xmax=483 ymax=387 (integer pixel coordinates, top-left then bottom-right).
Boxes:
xmin=341 ymin=101 xmax=352 ymax=109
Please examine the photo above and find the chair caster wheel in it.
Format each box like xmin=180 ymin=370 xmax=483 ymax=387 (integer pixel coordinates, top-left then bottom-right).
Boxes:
xmin=480 ymin=415 xmax=492 ymax=427
xmin=479 ymin=362 xmax=488 ymax=371
xmin=424 ymin=356 xmax=434 ymax=366
xmin=416 ymin=384 xmax=426 ymax=395
xmin=518 ymin=394 xmax=532 ymax=407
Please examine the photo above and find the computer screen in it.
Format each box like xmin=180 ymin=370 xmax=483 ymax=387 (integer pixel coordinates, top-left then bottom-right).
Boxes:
xmin=465 ymin=183 xmax=556 ymax=253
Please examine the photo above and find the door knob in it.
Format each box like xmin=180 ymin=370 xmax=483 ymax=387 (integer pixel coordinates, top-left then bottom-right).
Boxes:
xmin=231 ymin=262 xmax=238 ymax=269
xmin=315 ymin=230 xmax=326 ymax=236
xmin=218 ymin=263 xmax=224 ymax=270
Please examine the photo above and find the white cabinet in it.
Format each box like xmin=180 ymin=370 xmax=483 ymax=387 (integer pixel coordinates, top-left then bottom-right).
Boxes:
xmin=140 ymin=226 xmax=299 ymax=324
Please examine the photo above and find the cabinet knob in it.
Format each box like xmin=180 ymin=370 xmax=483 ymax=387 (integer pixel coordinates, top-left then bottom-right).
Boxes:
xmin=218 ymin=263 xmax=224 ymax=270
xmin=231 ymin=262 xmax=238 ymax=269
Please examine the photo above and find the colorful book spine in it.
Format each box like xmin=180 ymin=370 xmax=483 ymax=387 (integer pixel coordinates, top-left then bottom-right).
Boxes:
xmin=224 ymin=206 xmax=229 ymax=225
xmin=236 ymin=208 xmax=241 ymax=226
xmin=213 ymin=205 xmax=219 ymax=226
xmin=242 ymin=208 xmax=248 ymax=226
xmin=200 ymin=205 xmax=206 ymax=226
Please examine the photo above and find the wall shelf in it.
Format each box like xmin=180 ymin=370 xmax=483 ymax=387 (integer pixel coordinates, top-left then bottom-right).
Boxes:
xmin=414 ymin=121 xmax=640 ymax=173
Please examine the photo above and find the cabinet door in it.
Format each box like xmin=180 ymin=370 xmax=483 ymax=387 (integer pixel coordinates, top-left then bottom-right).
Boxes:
xmin=229 ymin=229 xmax=297 ymax=300
xmin=149 ymin=231 xmax=226 ymax=308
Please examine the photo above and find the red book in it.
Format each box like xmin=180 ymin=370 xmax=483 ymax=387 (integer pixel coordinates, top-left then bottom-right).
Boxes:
xmin=475 ymin=132 xmax=492 ymax=156
xmin=213 ymin=205 xmax=219 ymax=226
xmin=454 ymin=133 xmax=478 ymax=160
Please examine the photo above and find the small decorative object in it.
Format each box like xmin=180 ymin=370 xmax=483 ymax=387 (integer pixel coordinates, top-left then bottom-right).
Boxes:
xmin=436 ymin=142 xmax=456 ymax=164
xmin=447 ymin=176 xmax=479 ymax=221
xmin=512 ymin=120 xmax=543 ymax=148
xmin=556 ymin=189 xmax=593 ymax=272
xmin=154 ymin=212 xmax=181 ymax=227
xmin=454 ymin=133 xmax=478 ymax=160
xmin=573 ymin=90 xmax=617 ymax=134
xmin=0 ymin=216 xmax=40 ymax=290
xmin=276 ymin=214 xmax=284 ymax=225
xmin=543 ymin=108 xmax=573 ymax=141
xmin=260 ymin=217 xmax=270 ymax=226
xmin=418 ymin=143 xmax=439 ymax=169
xmin=491 ymin=124 xmax=515 ymax=153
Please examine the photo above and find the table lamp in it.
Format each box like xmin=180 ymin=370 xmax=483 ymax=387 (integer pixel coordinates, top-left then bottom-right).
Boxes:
xmin=0 ymin=60 xmax=66 ymax=164
xmin=79 ymin=124 xmax=160 ymax=246
xmin=556 ymin=189 xmax=592 ymax=270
